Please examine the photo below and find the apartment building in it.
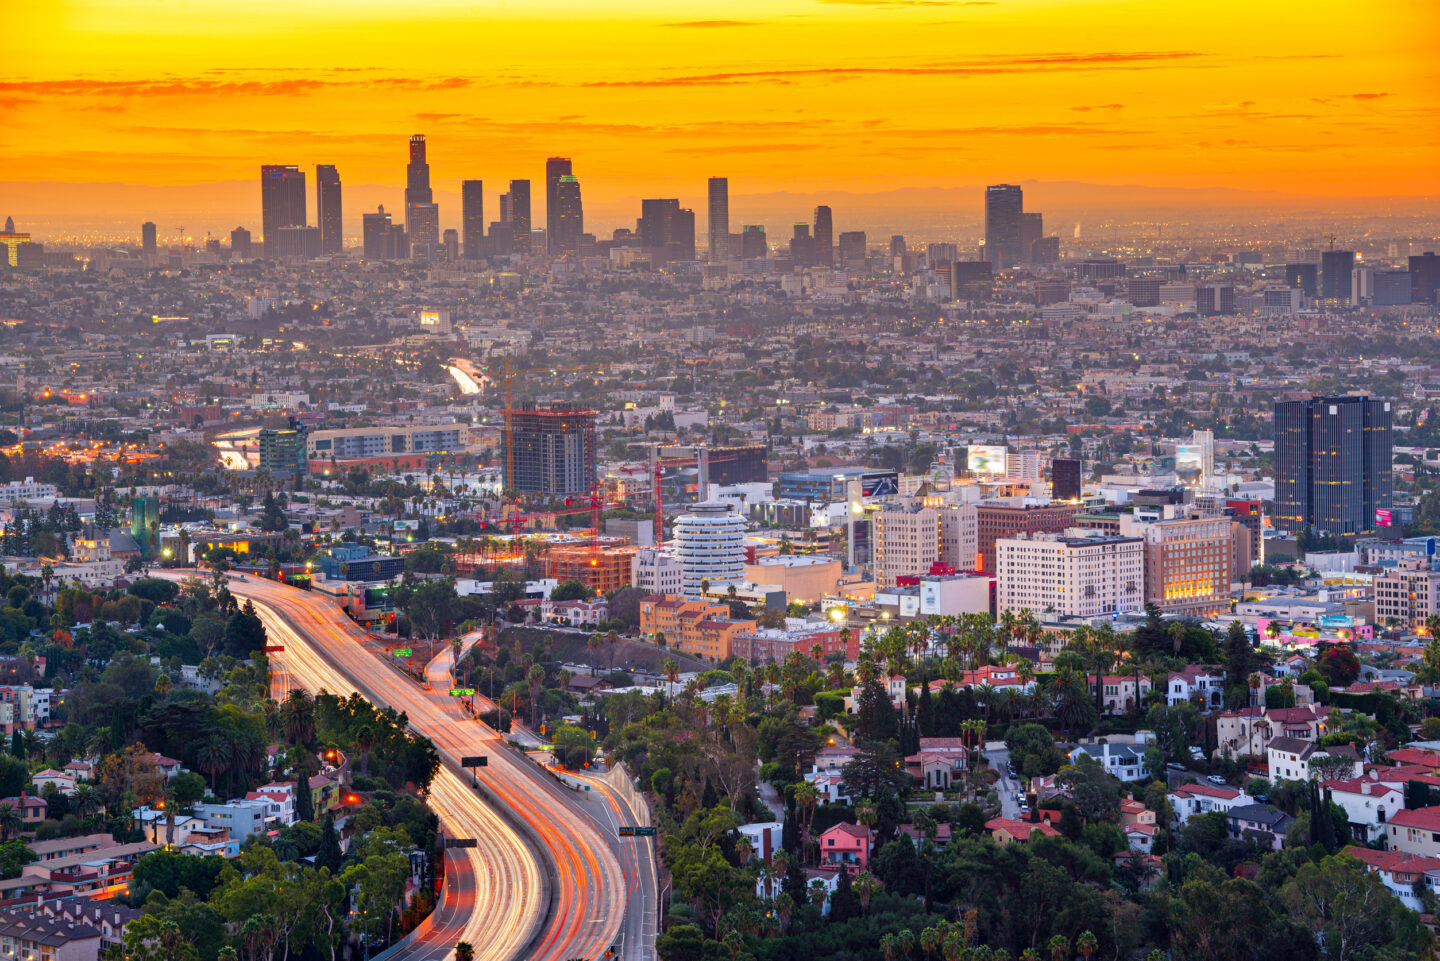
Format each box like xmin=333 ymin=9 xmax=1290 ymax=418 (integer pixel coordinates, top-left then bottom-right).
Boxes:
xmin=638 ymin=595 xmax=753 ymax=662
xmin=873 ymin=500 xmax=941 ymax=588
xmin=1121 ymin=514 xmax=1234 ymax=617
xmin=1374 ymin=558 xmax=1440 ymax=629
xmin=938 ymin=502 xmax=979 ymax=570
xmin=975 ymin=503 xmax=1082 ymax=572
xmin=994 ymin=532 xmax=1144 ymax=618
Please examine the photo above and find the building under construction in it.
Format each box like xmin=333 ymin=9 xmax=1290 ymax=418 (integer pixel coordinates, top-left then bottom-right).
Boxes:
xmin=657 ymin=444 xmax=769 ymax=487
xmin=503 ymin=405 xmax=598 ymax=494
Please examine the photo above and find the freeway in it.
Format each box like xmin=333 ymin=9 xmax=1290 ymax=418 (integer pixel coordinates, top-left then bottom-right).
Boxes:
xmin=178 ymin=573 xmax=626 ymax=961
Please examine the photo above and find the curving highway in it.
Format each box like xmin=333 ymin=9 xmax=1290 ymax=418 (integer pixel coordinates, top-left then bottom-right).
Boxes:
xmin=176 ymin=573 xmax=627 ymax=961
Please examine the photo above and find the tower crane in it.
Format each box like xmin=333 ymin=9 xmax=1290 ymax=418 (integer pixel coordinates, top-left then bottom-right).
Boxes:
xmin=481 ymin=358 xmax=607 ymax=494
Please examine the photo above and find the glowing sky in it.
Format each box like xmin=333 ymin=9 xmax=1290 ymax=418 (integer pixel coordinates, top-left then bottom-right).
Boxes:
xmin=4 ymin=0 xmax=1438 ymax=231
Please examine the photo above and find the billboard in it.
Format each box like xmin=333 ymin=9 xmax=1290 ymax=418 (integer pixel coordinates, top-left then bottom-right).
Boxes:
xmin=1375 ymin=508 xmax=1393 ymax=528
xmin=1175 ymin=445 xmax=1205 ymax=471
xmin=968 ymin=445 xmax=1007 ymax=475
xmin=860 ymin=471 xmax=899 ymax=497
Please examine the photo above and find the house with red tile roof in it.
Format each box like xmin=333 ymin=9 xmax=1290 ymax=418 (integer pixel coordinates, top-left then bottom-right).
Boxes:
xmin=1322 ymin=775 xmax=1404 ymax=843
xmin=1167 ymin=666 xmax=1226 ymax=709
xmin=1344 ymin=846 xmax=1440 ymax=911
xmin=1091 ymin=675 xmax=1153 ymax=716
xmin=985 ymin=817 xmax=1060 ymax=845
xmin=1387 ymin=806 xmax=1440 ymax=857
xmin=818 ymin=822 xmax=872 ymax=870
xmin=1167 ymin=782 xmax=1246 ymax=825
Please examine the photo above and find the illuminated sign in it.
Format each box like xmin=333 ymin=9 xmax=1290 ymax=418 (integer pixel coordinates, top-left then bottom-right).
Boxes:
xmin=860 ymin=471 xmax=899 ymax=497
xmin=967 ymin=445 xmax=1007 ymax=475
xmin=1375 ymin=508 xmax=1393 ymax=527
xmin=449 ymin=688 xmax=475 ymax=696
xmin=394 ymin=648 xmax=412 ymax=658
xmin=1175 ymin=445 xmax=1204 ymax=471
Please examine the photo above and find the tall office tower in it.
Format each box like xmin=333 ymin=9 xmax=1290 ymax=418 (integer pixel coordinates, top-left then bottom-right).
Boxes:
xmin=707 ymin=177 xmax=729 ymax=262
xmin=259 ymin=165 xmax=306 ymax=249
xmin=638 ymin=199 xmax=695 ymax=260
xmin=552 ymin=174 xmax=583 ymax=254
xmin=983 ymin=184 xmax=1024 ymax=269
xmin=740 ymin=225 xmax=767 ymax=259
xmin=951 ymin=261 xmax=993 ymax=301
xmin=837 ymin=231 xmax=866 ymax=269
xmin=1031 ymin=237 xmax=1060 ymax=263
xmin=812 ymin=205 xmax=833 ymax=267
xmin=1285 ymin=262 xmax=1318 ymax=298
xmin=362 ymin=206 xmax=394 ymax=260
xmin=498 ymin=192 xmax=512 ymax=224
xmin=503 ymin=406 xmax=597 ymax=494
xmin=408 ymin=203 xmax=440 ymax=257
xmin=790 ymin=223 xmax=814 ymax=268
xmin=404 ymin=134 xmax=433 ymax=229
xmin=442 ymin=229 xmax=459 ymax=261
xmin=141 ymin=222 xmax=157 ymax=263
xmin=1321 ymin=249 xmax=1355 ymax=301
xmin=1019 ymin=212 xmax=1043 ymax=263
xmin=1196 ymin=284 xmax=1235 ymax=316
xmin=461 ymin=180 xmax=484 ymax=259
xmin=545 ymin=157 xmax=572 ymax=254
xmin=230 ymin=227 xmax=252 ymax=258
xmin=890 ymin=235 xmax=907 ymax=257
xmin=509 ymin=180 xmax=531 ymax=253
xmin=1411 ymin=252 xmax=1440 ymax=305
xmin=273 ymin=225 xmax=321 ymax=258
xmin=1127 ymin=277 xmax=1161 ymax=307
xmin=1274 ymin=394 xmax=1392 ymax=535
xmin=315 ymin=165 xmax=342 ymax=255
xmin=1051 ymin=457 xmax=1082 ymax=501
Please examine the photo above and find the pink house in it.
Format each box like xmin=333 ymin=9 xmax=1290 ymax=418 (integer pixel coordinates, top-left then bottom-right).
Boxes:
xmin=818 ymin=822 xmax=872 ymax=870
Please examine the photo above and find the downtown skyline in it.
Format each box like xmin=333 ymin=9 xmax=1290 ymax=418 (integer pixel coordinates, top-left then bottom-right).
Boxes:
xmin=4 ymin=0 xmax=1439 ymax=241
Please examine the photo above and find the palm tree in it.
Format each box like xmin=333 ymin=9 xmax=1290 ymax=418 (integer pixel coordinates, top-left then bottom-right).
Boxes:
xmin=852 ymin=870 xmax=880 ymax=913
xmin=528 ymin=664 xmax=545 ymax=725
xmin=72 ymin=784 xmax=102 ymax=820
xmin=1047 ymin=934 xmax=1070 ymax=961
xmin=881 ymin=934 xmax=901 ymax=961
xmin=355 ymin=725 xmax=375 ymax=776
xmin=794 ymin=781 xmax=818 ymax=840
xmin=661 ymin=656 xmax=679 ymax=694
xmin=0 ymin=803 xmax=19 ymax=841
xmin=1075 ymin=931 xmax=1098 ymax=961
xmin=855 ymin=799 xmax=877 ymax=830
xmin=808 ymin=879 xmax=828 ymax=909
xmin=587 ymin=633 xmax=603 ymax=677
xmin=197 ymin=734 xmax=232 ymax=794
xmin=454 ymin=943 xmax=474 ymax=961
xmin=284 ymin=689 xmax=315 ymax=745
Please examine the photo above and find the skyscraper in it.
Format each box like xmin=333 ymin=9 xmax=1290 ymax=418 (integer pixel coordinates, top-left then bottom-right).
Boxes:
xmin=790 ymin=223 xmax=814 ymax=268
xmin=363 ymin=206 xmax=394 ymax=260
xmin=141 ymin=221 xmax=157 ymax=262
xmin=983 ymin=184 xmax=1024 ymax=269
xmin=638 ymin=199 xmax=694 ymax=260
xmin=812 ymin=205 xmax=833 ymax=267
xmin=1321 ymin=249 xmax=1355 ymax=301
xmin=837 ymin=231 xmax=866 ymax=269
xmin=1410 ymin=252 xmax=1440 ymax=305
xmin=741 ymin=225 xmax=767 ymax=260
xmin=1285 ymin=262 xmax=1318 ymax=298
xmin=405 ymin=135 xmax=432 ymax=219
xmin=545 ymin=158 xmax=572 ymax=255
xmin=552 ymin=174 xmax=583 ymax=254
xmin=1019 ymin=212 xmax=1043 ymax=263
xmin=259 ymin=165 xmax=306 ymax=249
xmin=461 ymin=180 xmax=484 ymax=259
xmin=1274 ymin=394 xmax=1392 ymax=535
xmin=708 ymin=177 xmax=729 ymax=263
xmin=509 ymin=180 xmax=531 ymax=253
xmin=504 ymin=406 xmax=597 ymax=494
xmin=315 ymin=164 xmax=342 ymax=255
xmin=230 ymin=227 xmax=252 ymax=258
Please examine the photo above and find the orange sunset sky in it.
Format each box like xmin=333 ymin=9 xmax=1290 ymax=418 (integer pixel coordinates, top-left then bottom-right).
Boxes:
xmin=3 ymin=0 xmax=1438 ymax=237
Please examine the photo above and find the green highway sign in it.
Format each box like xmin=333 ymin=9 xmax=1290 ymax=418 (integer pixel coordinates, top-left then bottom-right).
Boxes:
xmin=394 ymin=648 xmax=412 ymax=657
xmin=449 ymin=688 xmax=475 ymax=696
xmin=618 ymin=826 xmax=656 ymax=837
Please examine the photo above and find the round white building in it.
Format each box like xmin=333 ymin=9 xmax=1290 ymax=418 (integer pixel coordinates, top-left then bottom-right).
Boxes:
xmin=673 ymin=502 xmax=746 ymax=597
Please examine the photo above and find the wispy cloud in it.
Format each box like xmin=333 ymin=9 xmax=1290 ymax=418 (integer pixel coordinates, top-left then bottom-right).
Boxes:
xmin=584 ymin=50 xmax=1207 ymax=87
xmin=663 ymin=20 xmax=761 ymax=27
xmin=816 ymin=0 xmax=996 ymax=6
xmin=0 ymin=75 xmax=473 ymax=98
xmin=1070 ymin=103 xmax=1125 ymax=112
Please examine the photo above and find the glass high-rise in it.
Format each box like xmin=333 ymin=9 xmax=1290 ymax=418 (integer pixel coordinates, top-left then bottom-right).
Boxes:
xmin=259 ymin=165 xmax=306 ymax=249
xmin=983 ymin=184 xmax=1023 ymax=269
xmin=812 ymin=205 xmax=833 ymax=267
xmin=1321 ymin=250 xmax=1355 ymax=301
xmin=405 ymin=135 xmax=437 ymax=252
xmin=316 ymin=165 xmax=342 ymax=255
xmin=509 ymin=180 xmax=531 ymax=253
xmin=708 ymin=177 xmax=729 ymax=262
xmin=461 ymin=180 xmax=484 ymax=259
xmin=552 ymin=174 xmax=583 ymax=254
xmin=1274 ymin=394 xmax=1392 ymax=535
xmin=545 ymin=158 xmax=572 ymax=255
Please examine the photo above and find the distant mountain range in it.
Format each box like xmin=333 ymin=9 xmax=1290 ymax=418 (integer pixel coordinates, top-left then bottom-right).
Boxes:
xmin=2 ymin=179 xmax=1435 ymax=245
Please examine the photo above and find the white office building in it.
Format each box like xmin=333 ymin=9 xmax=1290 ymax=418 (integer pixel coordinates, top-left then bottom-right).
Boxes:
xmin=873 ymin=500 xmax=941 ymax=588
xmin=632 ymin=548 xmax=684 ymax=595
xmin=673 ymin=503 xmax=746 ymax=596
xmin=995 ymin=531 xmax=1145 ymax=618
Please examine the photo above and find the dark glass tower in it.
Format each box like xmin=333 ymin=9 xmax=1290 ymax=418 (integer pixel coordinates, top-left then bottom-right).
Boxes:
xmin=259 ymin=165 xmax=306 ymax=249
xmin=553 ymin=174 xmax=583 ymax=254
xmin=1274 ymin=394 xmax=1392 ymax=534
xmin=708 ymin=177 xmax=729 ymax=262
xmin=316 ymin=164 xmax=342 ymax=255
xmin=509 ymin=180 xmax=531 ymax=253
xmin=1321 ymin=249 xmax=1355 ymax=301
xmin=983 ymin=184 xmax=1023 ymax=269
xmin=461 ymin=180 xmax=484 ymax=259
xmin=812 ymin=205 xmax=833 ymax=267
xmin=545 ymin=157 xmax=572 ymax=254
xmin=405 ymin=135 xmax=437 ymax=251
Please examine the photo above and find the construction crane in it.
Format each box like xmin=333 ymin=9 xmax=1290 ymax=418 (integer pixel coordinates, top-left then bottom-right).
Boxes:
xmin=644 ymin=447 xmax=739 ymax=543
xmin=1325 ymin=233 xmax=1339 ymax=251
xmin=481 ymin=358 xmax=607 ymax=493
